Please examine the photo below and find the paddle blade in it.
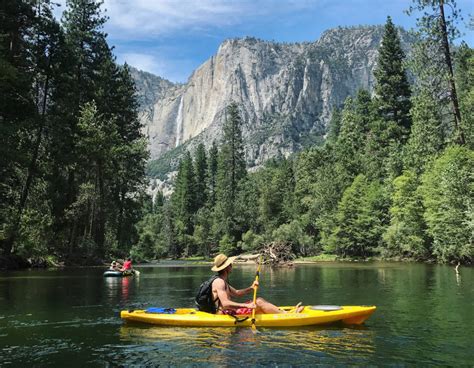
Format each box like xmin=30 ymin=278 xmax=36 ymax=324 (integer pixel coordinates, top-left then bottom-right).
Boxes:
xmin=251 ymin=323 xmax=258 ymax=334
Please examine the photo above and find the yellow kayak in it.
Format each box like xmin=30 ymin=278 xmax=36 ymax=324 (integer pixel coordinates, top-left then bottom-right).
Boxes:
xmin=120 ymin=305 xmax=376 ymax=327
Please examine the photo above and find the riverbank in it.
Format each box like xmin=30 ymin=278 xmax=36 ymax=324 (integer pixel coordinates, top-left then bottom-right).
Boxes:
xmin=2 ymin=253 xmax=468 ymax=271
xmin=0 ymin=254 xmax=73 ymax=270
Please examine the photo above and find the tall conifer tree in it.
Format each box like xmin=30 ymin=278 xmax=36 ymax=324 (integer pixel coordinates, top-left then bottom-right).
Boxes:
xmin=172 ymin=152 xmax=196 ymax=236
xmin=407 ymin=0 xmax=465 ymax=144
xmin=208 ymin=141 xmax=219 ymax=207
xmin=374 ymin=16 xmax=412 ymax=140
xmin=0 ymin=0 xmax=36 ymax=254
xmin=194 ymin=143 xmax=208 ymax=210
xmin=215 ymin=103 xmax=246 ymax=247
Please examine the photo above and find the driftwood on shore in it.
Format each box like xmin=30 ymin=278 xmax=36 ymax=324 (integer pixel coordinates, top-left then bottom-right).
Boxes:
xmin=237 ymin=242 xmax=295 ymax=267
xmin=236 ymin=254 xmax=261 ymax=262
xmin=261 ymin=241 xmax=295 ymax=266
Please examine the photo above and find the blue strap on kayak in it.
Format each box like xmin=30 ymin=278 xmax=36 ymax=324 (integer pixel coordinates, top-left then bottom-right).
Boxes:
xmin=145 ymin=307 xmax=176 ymax=314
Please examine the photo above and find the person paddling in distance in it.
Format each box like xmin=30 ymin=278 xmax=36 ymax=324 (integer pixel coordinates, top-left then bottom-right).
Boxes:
xmin=120 ymin=258 xmax=133 ymax=272
xmin=211 ymin=254 xmax=304 ymax=315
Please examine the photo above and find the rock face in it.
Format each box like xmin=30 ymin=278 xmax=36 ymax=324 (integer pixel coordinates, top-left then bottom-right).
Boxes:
xmin=134 ymin=26 xmax=411 ymax=169
xmin=129 ymin=67 xmax=177 ymax=142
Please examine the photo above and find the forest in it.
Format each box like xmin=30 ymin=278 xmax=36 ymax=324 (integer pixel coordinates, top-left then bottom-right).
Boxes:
xmin=1 ymin=0 xmax=148 ymax=267
xmin=1 ymin=0 xmax=473 ymax=268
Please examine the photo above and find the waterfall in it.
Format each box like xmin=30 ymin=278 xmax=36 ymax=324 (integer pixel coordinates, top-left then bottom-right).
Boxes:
xmin=175 ymin=96 xmax=183 ymax=147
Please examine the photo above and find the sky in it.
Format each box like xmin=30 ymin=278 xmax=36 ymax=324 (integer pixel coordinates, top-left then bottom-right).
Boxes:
xmin=54 ymin=0 xmax=474 ymax=83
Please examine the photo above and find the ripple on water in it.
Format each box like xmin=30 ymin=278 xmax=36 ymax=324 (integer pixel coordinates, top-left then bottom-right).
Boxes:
xmin=0 ymin=338 xmax=81 ymax=366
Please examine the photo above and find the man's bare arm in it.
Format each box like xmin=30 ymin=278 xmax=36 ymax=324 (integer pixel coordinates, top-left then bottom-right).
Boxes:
xmin=214 ymin=279 xmax=255 ymax=309
xmin=229 ymin=280 xmax=258 ymax=297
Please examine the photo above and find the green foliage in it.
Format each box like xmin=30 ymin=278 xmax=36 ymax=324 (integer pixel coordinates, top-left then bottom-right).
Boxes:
xmin=325 ymin=175 xmax=387 ymax=257
xmin=207 ymin=141 xmax=219 ymax=207
xmin=407 ymin=0 xmax=466 ymax=145
xmin=404 ymin=91 xmax=445 ymax=173
xmin=258 ymin=159 xmax=296 ymax=232
xmin=193 ymin=207 xmax=215 ymax=257
xmin=456 ymin=43 xmax=474 ymax=148
xmin=134 ymin=211 xmax=167 ymax=261
xmin=326 ymin=108 xmax=342 ymax=145
xmin=420 ymin=146 xmax=474 ymax=263
xmin=272 ymin=220 xmax=316 ymax=256
xmin=383 ymin=171 xmax=430 ymax=259
xmin=219 ymin=234 xmax=237 ymax=255
xmin=215 ymin=103 xmax=246 ymax=242
xmin=239 ymin=230 xmax=265 ymax=252
xmin=0 ymin=0 xmax=147 ymax=263
xmin=171 ymin=151 xmax=197 ymax=237
xmin=334 ymin=92 xmax=372 ymax=177
xmin=194 ymin=143 xmax=208 ymax=209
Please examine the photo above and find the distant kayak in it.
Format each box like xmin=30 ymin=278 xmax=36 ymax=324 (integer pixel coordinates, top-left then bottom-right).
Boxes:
xmin=103 ymin=269 xmax=139 ymax=277
xmin=120 ymin=305 xmax=376 ymax=327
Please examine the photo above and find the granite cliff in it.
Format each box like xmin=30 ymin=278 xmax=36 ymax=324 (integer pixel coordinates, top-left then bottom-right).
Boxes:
xmin=133 ymin=25 xmax=412 ymax=177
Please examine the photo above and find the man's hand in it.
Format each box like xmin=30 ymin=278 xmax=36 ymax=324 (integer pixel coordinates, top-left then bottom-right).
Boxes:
xmin=246 ymin=302 xmax=257 ymax=309
xmin=251 ymin=280 xmax=259 ymax=289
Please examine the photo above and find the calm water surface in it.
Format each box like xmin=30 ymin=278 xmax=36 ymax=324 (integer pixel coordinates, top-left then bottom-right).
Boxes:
xmin=0 ymin=262 xmax=472 ymax=367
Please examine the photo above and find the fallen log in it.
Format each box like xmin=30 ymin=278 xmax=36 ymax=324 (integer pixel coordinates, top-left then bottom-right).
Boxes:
xmin=236 ymin=254 xmax=261 ymax=262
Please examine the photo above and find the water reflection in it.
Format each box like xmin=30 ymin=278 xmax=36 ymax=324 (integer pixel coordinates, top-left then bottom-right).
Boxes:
xmin=118 ymin=324 xmax=375 ymax=366
xmin=104 ymin=276 xmax=139 ymax=302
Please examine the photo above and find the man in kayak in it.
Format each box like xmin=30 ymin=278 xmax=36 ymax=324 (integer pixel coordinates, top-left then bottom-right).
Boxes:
xmin=211 ymin=254 xmax=303 ymax=315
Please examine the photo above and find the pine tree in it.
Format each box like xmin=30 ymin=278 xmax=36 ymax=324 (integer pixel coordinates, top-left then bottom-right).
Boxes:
xmin=455 ymin=43 xmax=474 ymax=148
xmin=194 ymin=143 xmax=208 ymax=210
xmin=215 ymin=103 xmax=247 ymax=249
xmin=335 ymin=91 xmax=372 ymax=178
xmin=404 ymin=91 xmax=445 ymax=174
xmin=0 ymin=0 xmax=36 ymax=255
xmin=374 ymin=16 xmax=412 ymax=139
xmin=207 ymin=141 xmax=219 ymax=207
xmin=326 ymin=107 xmax=342 ymax=145
xmin=407 ymin=0 xmax=465 ymax=144
xmin=420 ymin=146 xmax=473 ymax=263
xmin=62 ymin=0 xmax=107 ymax=106
xmin=172 ymin=152 xmax=196 ymax=237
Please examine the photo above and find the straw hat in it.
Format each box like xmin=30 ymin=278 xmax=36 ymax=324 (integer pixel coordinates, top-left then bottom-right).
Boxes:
xmin=211 ymin=254 xmax=237 ymax=272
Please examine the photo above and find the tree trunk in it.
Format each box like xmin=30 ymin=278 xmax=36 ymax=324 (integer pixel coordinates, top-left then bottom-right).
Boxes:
xmin=116 ymin=188 xmax=125 ymax=246
xmin=439 ymin=0 xmax=465 ymax=145
xmin=95 ymin=160 xmax=105 ymax=256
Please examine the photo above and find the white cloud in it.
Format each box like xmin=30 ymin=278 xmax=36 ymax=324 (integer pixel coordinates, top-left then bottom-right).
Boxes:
xmin=102 ymin=0 xmax=244 ymax=38
xmin=116 ymin=52 xmax=193 ymax=82
xmin=117 ymin=53 xmax=159 ymax=73
xmin=100 ymin=0 xmax=318 ymax=39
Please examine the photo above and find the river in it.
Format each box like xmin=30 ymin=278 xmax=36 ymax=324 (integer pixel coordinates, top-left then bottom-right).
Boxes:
xmin=0 ymin=262 xmax=472 ymax=366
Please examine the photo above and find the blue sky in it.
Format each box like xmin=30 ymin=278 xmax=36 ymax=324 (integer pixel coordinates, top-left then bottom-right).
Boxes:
xmin=55 ymin=0 xmax=474 ymax=83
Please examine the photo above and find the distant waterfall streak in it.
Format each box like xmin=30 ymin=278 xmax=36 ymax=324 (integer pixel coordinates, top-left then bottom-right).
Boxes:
xmin=175 ymin=96 xmax=183 ymax=147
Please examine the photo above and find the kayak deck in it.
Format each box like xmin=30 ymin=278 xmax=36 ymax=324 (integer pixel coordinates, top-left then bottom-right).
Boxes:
xmin=120 ymin=305 xmax=376 ymax=327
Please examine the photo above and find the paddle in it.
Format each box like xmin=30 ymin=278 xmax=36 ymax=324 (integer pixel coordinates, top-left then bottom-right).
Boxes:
xmin=251 ymin=255 xmax=263 ymax=333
